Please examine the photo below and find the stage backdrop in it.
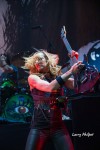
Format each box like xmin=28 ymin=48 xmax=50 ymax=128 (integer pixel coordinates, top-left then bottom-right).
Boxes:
xmin=0 ymin=0 xmax=100 ymax=66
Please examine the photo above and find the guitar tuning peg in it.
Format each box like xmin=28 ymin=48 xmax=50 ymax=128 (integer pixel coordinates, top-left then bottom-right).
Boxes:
xmin=63 ymin=26 xmax=65 ymax=30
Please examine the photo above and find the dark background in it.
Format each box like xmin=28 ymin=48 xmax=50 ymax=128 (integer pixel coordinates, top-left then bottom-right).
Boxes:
xmin=0 ymin=0 xmax=100 ymax=66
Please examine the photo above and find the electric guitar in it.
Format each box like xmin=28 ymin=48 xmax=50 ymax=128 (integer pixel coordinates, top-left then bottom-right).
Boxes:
xmin=61 ymin=26 xmax=99 ymax=93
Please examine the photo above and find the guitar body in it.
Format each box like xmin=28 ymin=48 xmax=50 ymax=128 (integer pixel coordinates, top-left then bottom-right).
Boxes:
xmin=61 ymin=26 xmax=99 ymax=93
xmin=74 ymin=63 xmax=99 ymax=93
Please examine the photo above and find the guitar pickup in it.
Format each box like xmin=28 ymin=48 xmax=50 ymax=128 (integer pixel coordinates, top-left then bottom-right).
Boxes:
xmin=80 ymin=76 xmax=88 ymax=84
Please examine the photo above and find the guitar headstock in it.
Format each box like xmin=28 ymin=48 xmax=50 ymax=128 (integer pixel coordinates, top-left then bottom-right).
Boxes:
xmin=61 ymin=26 xmax=66 ymax=39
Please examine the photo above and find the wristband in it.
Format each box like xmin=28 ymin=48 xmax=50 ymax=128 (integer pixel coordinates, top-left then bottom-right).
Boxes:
xmin=56 ymin=76 xmax=65 ymax=86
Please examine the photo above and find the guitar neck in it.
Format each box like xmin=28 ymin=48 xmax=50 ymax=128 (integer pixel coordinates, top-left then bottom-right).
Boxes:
xmin=62 ymin=36 xmax=72 ymax=54
xmin=62 ymin=36 xmax=78 ymax=64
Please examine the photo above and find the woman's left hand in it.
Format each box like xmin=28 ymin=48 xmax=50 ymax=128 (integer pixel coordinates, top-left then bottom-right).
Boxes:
xmin=68 ymin=50 xmax=79 ymax=60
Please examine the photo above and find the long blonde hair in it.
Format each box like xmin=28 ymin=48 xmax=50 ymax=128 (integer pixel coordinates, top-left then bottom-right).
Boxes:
xmin=24 ymin=49 xmax=62 ymax=77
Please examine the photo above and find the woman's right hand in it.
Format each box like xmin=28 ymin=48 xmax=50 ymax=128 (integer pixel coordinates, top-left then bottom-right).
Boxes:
xmin=70 ymin=61 xmax=85 ymax=74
